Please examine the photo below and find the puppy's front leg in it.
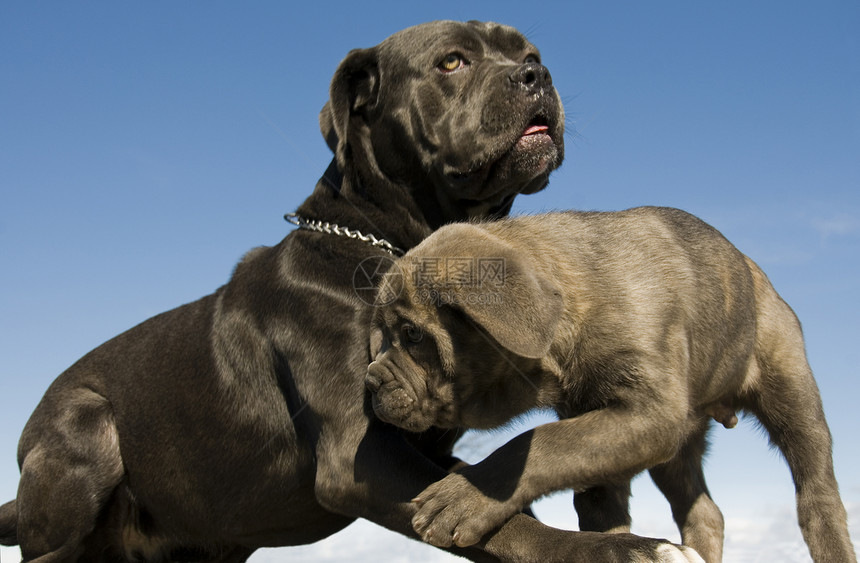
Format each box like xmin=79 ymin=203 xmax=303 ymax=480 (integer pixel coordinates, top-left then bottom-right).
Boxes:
xmin=412 ymin=404 xmax=689 ymax=548
xmin=317 ymin=415 xmax=701 ymax=562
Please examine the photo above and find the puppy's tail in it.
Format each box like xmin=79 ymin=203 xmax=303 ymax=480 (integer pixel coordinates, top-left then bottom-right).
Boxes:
xmin=0 ymin=499 xmax=18 ymax=545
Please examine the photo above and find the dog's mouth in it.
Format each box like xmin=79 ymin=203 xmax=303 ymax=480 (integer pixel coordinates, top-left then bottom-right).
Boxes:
xmin=447 ymin=115 xmax=557 ymax=180
xmin=519 ymin=116 xmax=551 ymax=142
xmin=513 ymin=115 xmax=555 ymax=168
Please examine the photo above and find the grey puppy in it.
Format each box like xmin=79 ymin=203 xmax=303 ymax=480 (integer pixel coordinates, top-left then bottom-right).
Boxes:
xmin=367 ymin=206 xmax=856 ymax=563
xmin=0 ymin=21 xmax=700 ymax=563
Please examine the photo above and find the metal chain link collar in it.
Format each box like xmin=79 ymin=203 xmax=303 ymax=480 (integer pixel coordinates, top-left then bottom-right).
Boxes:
xmin=284 ymin=213 xmax=405 ymax=256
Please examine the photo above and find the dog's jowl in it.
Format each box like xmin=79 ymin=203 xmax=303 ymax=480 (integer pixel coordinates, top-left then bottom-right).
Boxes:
xmin=368 ymin=207 xmax=856 ymax=563
xmin=0 ymin=21 xmax=706 ymax=563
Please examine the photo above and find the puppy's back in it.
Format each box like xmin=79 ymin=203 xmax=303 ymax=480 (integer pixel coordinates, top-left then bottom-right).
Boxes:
xmin=482 ymin=207 xmax=760 ymax=381
xmin=486 ymin=207 xmax=750 ymax=287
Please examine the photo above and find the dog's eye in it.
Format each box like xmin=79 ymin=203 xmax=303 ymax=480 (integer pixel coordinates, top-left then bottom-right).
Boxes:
xmin=438 ymin=53 xmax=466 ymax=73
xmin=524 ymin=54 xmax=540 ymax=65
xmin=402 ymin=323 xmax=424 ymax=344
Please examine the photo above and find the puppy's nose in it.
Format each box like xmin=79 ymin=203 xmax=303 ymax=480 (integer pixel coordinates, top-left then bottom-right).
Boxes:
xmin=509 ymin=63 xmax=552 ymax=93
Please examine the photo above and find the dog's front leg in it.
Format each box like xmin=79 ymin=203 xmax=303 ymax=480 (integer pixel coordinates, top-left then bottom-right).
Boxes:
xmin=313 ymin=416 xmax=496 ymax=560
xmin=411 ymin=404 xmax=690 ymax=550
xmin=314 ymin=417 xmax=701 ymax=563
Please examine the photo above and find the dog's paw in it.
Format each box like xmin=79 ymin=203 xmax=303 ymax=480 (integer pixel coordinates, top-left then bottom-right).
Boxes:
xmin=411 ymin=473 xmax=516 ymax=548
xmin=633 ymin=543 xmax=705 ymax=563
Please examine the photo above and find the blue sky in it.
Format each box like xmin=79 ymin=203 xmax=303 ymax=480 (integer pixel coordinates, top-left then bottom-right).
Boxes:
xmin=1 ymin=1 xmax=858 ymax=561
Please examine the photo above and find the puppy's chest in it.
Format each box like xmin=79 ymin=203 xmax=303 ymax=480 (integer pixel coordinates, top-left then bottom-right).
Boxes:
xmin=553 ymin=358 xmax=639 ymax=418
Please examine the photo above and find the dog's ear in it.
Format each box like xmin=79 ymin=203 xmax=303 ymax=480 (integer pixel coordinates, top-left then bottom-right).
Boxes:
xmin=424 ymin=226 xmax=563 ymax=359
xmin=320 ymin=47 xmax=380 ymax=168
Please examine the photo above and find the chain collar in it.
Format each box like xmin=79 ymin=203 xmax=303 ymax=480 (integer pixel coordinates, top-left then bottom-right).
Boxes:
xmin=284 ymin=213 xmax=405 ymax=256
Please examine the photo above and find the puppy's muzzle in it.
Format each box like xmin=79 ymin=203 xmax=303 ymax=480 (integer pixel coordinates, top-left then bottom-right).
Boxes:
xmin=366 ymin=359 xmax=426 ymax=431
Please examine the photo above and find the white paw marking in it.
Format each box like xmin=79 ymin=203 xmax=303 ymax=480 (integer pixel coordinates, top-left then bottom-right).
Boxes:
xmin=653 ymin=544 xmax=706 ymax=563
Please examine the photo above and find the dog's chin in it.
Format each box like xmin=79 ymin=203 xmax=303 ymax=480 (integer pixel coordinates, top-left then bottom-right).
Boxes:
xmin=445 ymin=130 xmax=560 ymax=213
xmin=495 ymin=131 xmax=560 ymax=187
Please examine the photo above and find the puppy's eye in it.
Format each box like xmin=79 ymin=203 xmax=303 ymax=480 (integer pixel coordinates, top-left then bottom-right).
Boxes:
xmin=438 ymin=53 xmax=466 ymax=73
xmin=524 ymin=54 xmax=540 ymax=65
xmin=402 ymin=323 xmax=424 ymax=344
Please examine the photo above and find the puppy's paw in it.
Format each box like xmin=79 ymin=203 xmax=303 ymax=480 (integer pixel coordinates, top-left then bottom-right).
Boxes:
xmin=411 ymin=473 xmax=517 ymax=548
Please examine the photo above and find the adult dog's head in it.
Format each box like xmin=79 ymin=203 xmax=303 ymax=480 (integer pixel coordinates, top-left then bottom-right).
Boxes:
xmin=366 ymin=223 xmax=564 ymax=432
xmin=321 ymin=20 xmax=565 ymax=224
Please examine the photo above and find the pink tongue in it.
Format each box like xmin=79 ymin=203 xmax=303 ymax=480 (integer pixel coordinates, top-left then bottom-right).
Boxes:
xmin=523 ymin=124 xmax=549 ymax=136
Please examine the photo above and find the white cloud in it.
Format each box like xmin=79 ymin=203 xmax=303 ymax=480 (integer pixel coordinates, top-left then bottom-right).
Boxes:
xmin=248 ymin=520 xmax=461 ymax=563
xmin=0 ymin=546 xmax=21 ymax=562
xmin=722 ymin=509 xmax=808 ymax=563
xmin=813 ymin=213 xmax=860 ymax=240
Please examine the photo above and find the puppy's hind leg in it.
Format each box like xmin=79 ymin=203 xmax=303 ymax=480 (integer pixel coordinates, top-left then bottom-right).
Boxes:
xmin=746 ymin=358 xmax=856 ymax=562
xmin=745 ymin=268 xmax=856 ymax=562
xmin=16 ymin=385 xmax=124 ymax=562
xmin=573 ymin=482 xmax=632 ymax=534
xmin=649 ymin=421 xmax=723 ymax=563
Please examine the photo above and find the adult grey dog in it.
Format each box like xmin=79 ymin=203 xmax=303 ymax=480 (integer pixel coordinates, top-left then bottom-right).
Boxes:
xmin=367 ymin=207 xmax=856 ymax=563
xmin=0 ymin=21 xmax=701 ymax=563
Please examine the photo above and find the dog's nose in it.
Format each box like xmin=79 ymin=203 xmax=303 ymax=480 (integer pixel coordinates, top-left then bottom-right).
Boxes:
xmin=509 ymin=63 xmax=552 ymax=93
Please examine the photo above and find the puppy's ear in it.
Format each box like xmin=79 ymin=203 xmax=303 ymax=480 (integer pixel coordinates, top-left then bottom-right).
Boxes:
xmin=428 ymin=227 xmax=562 ymax=359
xmin=320 ymin=48 xmax=380 ymax=168
xmin=462 ymin=257 xmax=562 ymax=359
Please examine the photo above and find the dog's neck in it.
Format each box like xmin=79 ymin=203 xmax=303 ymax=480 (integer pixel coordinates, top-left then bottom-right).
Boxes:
xmin=294 ymin=150 xmax=524 ymax=254
xmin=294 ymin=159 xmax=434 ymax=253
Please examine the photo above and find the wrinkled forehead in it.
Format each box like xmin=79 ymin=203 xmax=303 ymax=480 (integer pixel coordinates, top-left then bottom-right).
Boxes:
xmin=373 ymin=268 xmax=437 ymax=329
xmin=379 ymin=20 xmax=537 ymax=62
xmin=376 ymin=293 xmax=435 ymax=331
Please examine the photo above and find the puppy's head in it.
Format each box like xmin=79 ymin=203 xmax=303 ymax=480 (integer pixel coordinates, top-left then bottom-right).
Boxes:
xmin=321 ymin=21 xmax=565 ymax=224
xmin=366 ymin=223 xmax=563 ymax=432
